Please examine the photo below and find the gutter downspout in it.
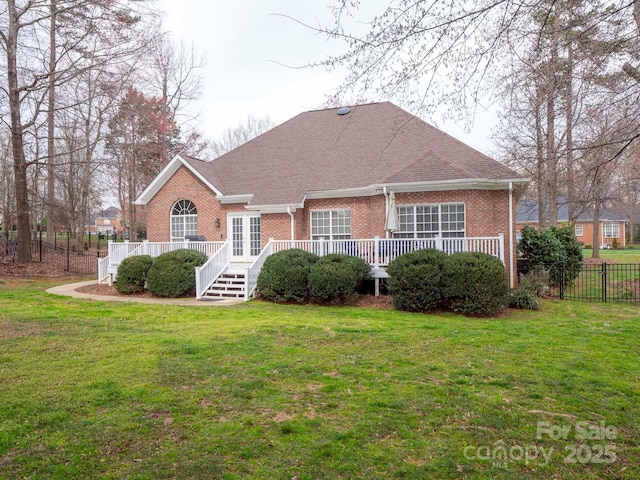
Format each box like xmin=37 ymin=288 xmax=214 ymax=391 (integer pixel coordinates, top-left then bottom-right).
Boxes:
xmin=383 ymin=186 xmax=389 ymax=239
xmin=287 ymin=206 xmax=295 ymax=246
xmin=509 ymin=182 xmax=514 ymax=288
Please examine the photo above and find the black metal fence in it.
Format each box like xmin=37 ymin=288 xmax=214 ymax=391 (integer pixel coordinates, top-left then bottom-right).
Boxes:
xmin=0 ymin=236 xmax=104 ymax=276
xmin=520 ymin=261 xmax=640 ymax=303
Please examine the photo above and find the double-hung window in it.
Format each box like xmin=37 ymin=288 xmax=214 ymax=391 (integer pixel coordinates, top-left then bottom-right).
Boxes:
xmin=603 ymin=222 xmax=619 ymax=238
xmin=574 ymin=224 xmax=583 ymax=236
xmin=395 ymin=203 xmax=465 ymax=238
xmin=311 ymin=210 xmax=351 ymax=240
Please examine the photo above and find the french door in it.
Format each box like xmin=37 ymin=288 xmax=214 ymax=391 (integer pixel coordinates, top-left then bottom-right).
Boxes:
xmin=228 ymin=214 xmax=261 ymax=262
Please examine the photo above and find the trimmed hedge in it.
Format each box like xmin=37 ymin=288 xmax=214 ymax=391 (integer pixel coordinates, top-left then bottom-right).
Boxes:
xmin=256 ymin=249 xmax=319 ymax=303
xmin=146 ymin=249 xmax=208 ymax=298
xmin=308 ymin=254 xmax=370 ymax=304
xmin=115 ymin=255 xmax=153 ymax=294
xmin=441 ymin=252 xmax=509 ymax=316
xmin=387 ymin=249 xmax=448 ymax=312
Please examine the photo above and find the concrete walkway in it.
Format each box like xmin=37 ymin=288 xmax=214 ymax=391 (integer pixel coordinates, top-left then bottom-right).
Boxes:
xmin=46 ymin=280 xmax=244 ymax=306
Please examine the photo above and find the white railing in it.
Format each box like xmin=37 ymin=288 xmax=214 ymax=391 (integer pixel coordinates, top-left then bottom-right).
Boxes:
xmin=271 ymin=235 xmax=504 ymax=267
xmin=107 ymin=240 xmax=226 ymax=266
xmin=245 ymin=238 xmax=275 ymax=300
xmin=97 ymin=255 xmax=111 ymax=284
xmin=195 ymin=241 xmax=230 ymax=299
xmin=101 ymin=235 xmax=504 ymax=298
xmin=108 ymin=241 xmax=144 ymax=266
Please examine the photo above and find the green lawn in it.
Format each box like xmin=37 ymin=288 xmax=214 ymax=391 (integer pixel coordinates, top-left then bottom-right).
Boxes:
xmin=581 ymin=248 xmax=640 ymax=263
xmin=1 ymin=278 xmax=639 ymax=479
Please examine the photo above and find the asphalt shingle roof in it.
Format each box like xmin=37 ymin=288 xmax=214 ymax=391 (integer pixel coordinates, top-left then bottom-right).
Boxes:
xmin=183 ymin=102 xmax=523 ymax=206
xmin=516 ymin=198 xmax=628 ymax=223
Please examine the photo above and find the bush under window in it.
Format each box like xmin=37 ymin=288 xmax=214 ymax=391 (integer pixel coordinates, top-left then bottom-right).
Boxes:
xmin=386 ymin=249 xmax=448 ymax=312
xmin=308 ymin=254 xmax=370 ymax=304
xmin=441 ymin=252 xmax=509 ymax=316
xmin=146 ymin=249 xmax=208 ymax=298
xmin=116 ymin=255 xmax=153 ymax=294
xmin=256 ymin=249 xmax=319 ymax=303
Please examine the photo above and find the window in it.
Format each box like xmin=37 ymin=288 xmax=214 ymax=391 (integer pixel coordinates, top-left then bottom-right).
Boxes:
xmin=395 ymin=204 xmax=465 ymax=238
xmin=574 ymin=224 xmax=583 ymax=236
xmin=603 ymin=222 xmax=619 ymax=238
xmin=170 ymin=200 xmax=198 ymax=241
xmin=311 ymin=210 xmax=351 ymax=240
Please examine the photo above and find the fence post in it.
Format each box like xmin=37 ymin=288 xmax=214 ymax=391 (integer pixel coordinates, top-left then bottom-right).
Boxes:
xmin=66 ymin=231 xmax=70 ymax=272
xmin=39 ymin=227 xmax=42 ymax=262
xmin=558 ymin=262 xmax=565 ymax=300
xmin=602 ymin=263 xmax=607 ymax=303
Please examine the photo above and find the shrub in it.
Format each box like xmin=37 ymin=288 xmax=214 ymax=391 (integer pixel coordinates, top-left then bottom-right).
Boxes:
xmin=548 ymin=224 xmax=583 ymax=280
xmin=584 ymin=244 xmax=592 ymax=249
xmin=441 ymin=252 xmax=509 ymax=316
xmin=256 ymin=249 xmax=319 ymax=303
xmin=309 ymin=254 xmax=370 ymax=304
xmin=116 ymin=255 xmax=153 ymax=294
xmin=612 ymin=238 xmax=619 ymax=249
xmin=387 ymin=249 xmax=448 ymax=312
xmin=509 ymin=287 xmax=540 ymax=310
xmin=518 ymin=269 xmax=550 ymax=297
xmin=518 ymin=225 xmax=583 ymax=287
xmin=146 ymin=249 xmax=208 ymax=298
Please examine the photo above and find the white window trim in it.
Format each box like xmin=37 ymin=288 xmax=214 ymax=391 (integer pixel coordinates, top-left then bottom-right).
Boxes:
xmin=394 ymin=202 xmax=466 ymax=239
xmin=574 ymin=224 xmax=583 ymax=236
xmin=602 ymin=222 xmax=619 ymax=238
xmin=170 ymin=199 xmax=198 ymax=241
xmin=310 ymin=209 xmax=352 ymax=240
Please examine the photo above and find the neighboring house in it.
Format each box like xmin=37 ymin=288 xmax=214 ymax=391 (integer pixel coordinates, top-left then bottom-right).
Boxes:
xmin=516 ymin=199 xmax=627 ymax=248
xmin=104 ymin=102 xmax=528 ymax=298
xmin=93 ymin=206 xmax=123 ymax=237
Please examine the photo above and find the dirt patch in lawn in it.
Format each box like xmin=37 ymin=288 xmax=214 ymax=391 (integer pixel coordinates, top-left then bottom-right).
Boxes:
xmin=0 ymin=256 xmax=73 ymax=277
xmin=75 ymin=282 xmax=157 ymax=298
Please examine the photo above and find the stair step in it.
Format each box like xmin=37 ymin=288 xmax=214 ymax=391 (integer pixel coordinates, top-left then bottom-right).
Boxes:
xmin=208 ymin=283 xmax=244 ymax=292
xmin=204 ymin=291 xmax=244 ymax=298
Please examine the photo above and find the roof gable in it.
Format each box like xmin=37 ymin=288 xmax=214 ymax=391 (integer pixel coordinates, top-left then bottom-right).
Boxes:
xmin=138 ymin=102 xmax=528 ymax=209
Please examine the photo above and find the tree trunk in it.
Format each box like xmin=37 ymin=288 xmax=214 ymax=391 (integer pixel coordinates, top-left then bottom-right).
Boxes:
xmin=7 ymin=0 xmax=32 ymax=263
xmin=566 ymin=39 xmax=576 ymax=223
xmin=546 ymin=8 xmax=559 ymax=226
xmin=47 ymin=0 xmax=57 ymax=243
xmin=592 ymin=200 xmax=601 ymax=258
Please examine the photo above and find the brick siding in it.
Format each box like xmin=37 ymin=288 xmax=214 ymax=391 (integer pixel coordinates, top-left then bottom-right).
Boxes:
xmin=145 ymin=165 xmax=517 ymax=282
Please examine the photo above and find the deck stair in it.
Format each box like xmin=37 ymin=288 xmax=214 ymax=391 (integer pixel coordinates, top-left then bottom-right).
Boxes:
xmin=201 ymin=265 xmax=248 ymax=299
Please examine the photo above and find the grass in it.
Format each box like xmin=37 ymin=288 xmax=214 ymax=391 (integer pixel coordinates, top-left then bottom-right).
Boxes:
xmin=581 ymin=248 xmax=640 ymax=263
xmin=1 ymin=278 xmax=639 ymax=479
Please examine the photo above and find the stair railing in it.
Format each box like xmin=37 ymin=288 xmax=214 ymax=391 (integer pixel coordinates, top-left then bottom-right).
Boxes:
xmin=195 ymin=241 xmax=230 ymax=299
xmin=245 ymin=238 xmax=274 ymax=300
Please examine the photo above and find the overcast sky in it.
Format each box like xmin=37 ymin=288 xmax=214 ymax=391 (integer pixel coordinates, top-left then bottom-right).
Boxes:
xmin=161 ymin=0 xmax=498 ymax=155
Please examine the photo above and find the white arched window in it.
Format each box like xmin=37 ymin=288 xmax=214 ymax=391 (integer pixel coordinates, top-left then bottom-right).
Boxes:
xmin=170 ymin=200 xmax=198 ymax=241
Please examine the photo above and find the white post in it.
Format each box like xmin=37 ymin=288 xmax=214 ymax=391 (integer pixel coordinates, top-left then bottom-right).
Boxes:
xmin=319 ymin=237 xmax=325 ymax=257
xmin=142 ymin=239 xmax=148 ymax=256
xmin=195 ymin=266 xmax=202 ymax=300
xmin=498 ymin=233 xmax=505 ymax=265
xmin=244 ymin=267 xmax=250 ymax=301
xmin=374 ymin=236 xmax=380 ymax=268
xmin=435 ymin=234 xmax=443 ymax=252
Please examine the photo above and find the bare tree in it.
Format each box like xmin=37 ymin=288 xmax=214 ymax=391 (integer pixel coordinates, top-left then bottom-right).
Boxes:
xmin=0 ymin=0 xmax=156 ymax=262
xmin=209 ymin=115 xmax=276 ymax=158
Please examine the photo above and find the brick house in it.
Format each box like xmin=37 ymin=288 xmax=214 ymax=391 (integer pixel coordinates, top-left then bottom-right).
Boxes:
xmin=92 ymin=206 xmax=123 ymax=238
xmin=516 ymin=199 xmax=627 ymax=248
xmin=122 ymin=102 xmax=528 ymax=298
